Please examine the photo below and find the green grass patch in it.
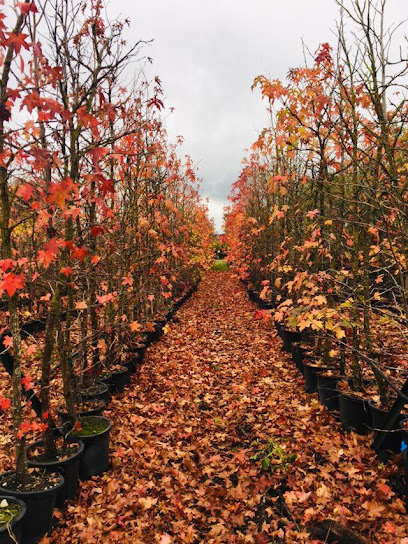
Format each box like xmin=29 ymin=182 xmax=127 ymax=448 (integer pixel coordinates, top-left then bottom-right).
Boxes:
xmin=212 ymin=260 xmax=229 ymax=271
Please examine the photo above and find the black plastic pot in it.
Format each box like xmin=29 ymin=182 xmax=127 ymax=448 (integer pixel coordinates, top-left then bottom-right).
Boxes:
xmin=81 ymin=382 xmax=110 ymax=405
xmin=404 ymin=449 xmax=408 ymax=506
xmin=123 ymin=344 xmax=146 ymax=373
xmin=248 ymin=289 xmax=258 ymax=302
xmin=291 ymin=344 xmax=305 ymax=375
xmin=0 ymin=496 xmax=26 ymax=544
xmin=154 ymin=320 xmax=167 ymax=339
xmin=0 ymin=472 xmax=64 ymax=544
xmin=57 ymin=399 xmax=106 ymax=424
xmin=98 ymin=371 xmax=112 ymax=385
xmin=317 ymin=373 xmax=342 ymax=411
xmin=339 ymin=391 xmax=370 ymax=435
xmin=280 ymin=329 xmax=302 ymax=353
xmin=367 ymin=402 xmax=406 ymax=453
xmin=257 ymin=299 xmax=275 ymax=310
xmin=27 ymin=441 xmax=84 ymax=506
xmin=400 ymin=418 xmax=408 ymax=449
xmin=303 ymin=362 xmax=335 ymax=394
xmin=107 ymin=366 xmax=131 ymax=394
xmin=165 ymin=308 xmax=175 ymax=321
xmin=145 ymin=327 xmax=159 ymax=345
xmin=70 ymin=416 xmax=112 ymax=479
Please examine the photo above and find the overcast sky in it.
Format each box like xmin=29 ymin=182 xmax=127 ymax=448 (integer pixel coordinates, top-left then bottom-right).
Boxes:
xmin=109 ymin=0 xmax=405 ymax=232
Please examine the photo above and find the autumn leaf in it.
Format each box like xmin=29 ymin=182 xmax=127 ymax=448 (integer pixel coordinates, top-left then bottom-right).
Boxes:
xmin=130 ymin=321 xmax=142 ymax=332
xmin=21 ymin=375 xmax=35 ymax=391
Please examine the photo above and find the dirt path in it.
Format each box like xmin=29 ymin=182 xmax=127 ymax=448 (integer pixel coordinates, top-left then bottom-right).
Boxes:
xmin=49 ymin=271 xmax=408 ymax=544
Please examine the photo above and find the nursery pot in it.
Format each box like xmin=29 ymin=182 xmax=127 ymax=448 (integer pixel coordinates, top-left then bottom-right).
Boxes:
xmin=98 ymin=371 xmax=112 ymax=386
xmin=81 ymin=382 xmax=110 ymax=405
xmin=317 ymin=373 xmax=342 ymax=411
xmin=339 ymin=391 xmax=370 ymax=435
xmin=0 ymin=472 xmax=64 ymax=544
xmin=165 ymin=308 xmax=174 ymax=321
xmin=154 ymin=320 xmax=167 ymax=339
xmin=145 ymin=327 xmax=159 ymax=345
xmin=27 ymin=440 xmax=84 ymax=506
xmin=107 ymin=365 xmax=131 ymax=394
xmin=280 ymin=329 xmax=302 ymax=353
xmin=69 ymin=416 xmax=112 ymax=479
xmin=257 ymin=299 xmax=274 ymax=310
xmin=0 ymin=496 xmax=26 ymax=544
xmin=400 ymin=418 xmax=408 ymax=450
xmin=303 ymin=362 xmax=335 ymax=394
xmin=404 ymin=449 xmax=408 ymax=506
xmin=123 ymin=345 xmax=145 ymax=373
xmin=57 ymin=399 xmax=106 ymax=424
xmin=291 ymin=344 xmax=305 ymax=375
xmin=368 ymin=401 xmax=406 ymax=453
xmin=248 ymin=289 xmax=258 ymax=302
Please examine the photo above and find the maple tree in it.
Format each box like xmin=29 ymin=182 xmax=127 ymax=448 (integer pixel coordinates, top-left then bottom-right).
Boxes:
xmin=0 ymin=0 xmax=213 ymax=485
xmin=225 ymin=0 xmax=408 ymax=404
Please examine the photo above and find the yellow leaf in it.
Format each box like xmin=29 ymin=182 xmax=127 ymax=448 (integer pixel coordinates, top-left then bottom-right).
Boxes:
xmin=335 ymin=328 xmax=346 ymax=339
xmin=130 ymin=321 xmax=141 ymax=332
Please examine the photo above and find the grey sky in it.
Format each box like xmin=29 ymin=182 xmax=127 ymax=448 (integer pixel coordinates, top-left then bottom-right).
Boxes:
xmin=110 ymin=0 xmax=405 ymax=232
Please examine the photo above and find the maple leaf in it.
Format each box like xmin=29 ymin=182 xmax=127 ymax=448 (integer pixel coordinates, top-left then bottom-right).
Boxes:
xmin=37 ymin=238 xmax=60 ymax=268
xmin=88 ymin=147 xmax=109 ymax=163
xmin=0 ymin=272 xmax=25 ymax=297
xmin=71 ymin=245 xmax=89 ymax=262
xmin=7 ymin=32 xmax=30 ymax=54
xmin=16 ymin=2 xmax=39 ymax=14
xmin=362 ymin=500 xmax=386 ymax=517
xmin=159 ymin=535 xmax=172 ymax=544
xmin=21 ymin=375 xmax=34 ymax=391
xmin=96 ymin=292 xmax=116 ymax=305
xmin=306 ymin=209 xmax=320 ymax=218
xmin=60 ymin=267 xmax=73 ymax=277
xmin=17 ymin=183 xmax=34 ymax=201
xmin=138 ymin=497 xmax=157 ymax=510
xmin=121 ymin=275 xmax=133 ymax=287
xmin=0 ymin=396 xmax=11 ymax=410
xmin=48 ymin=177 xmax=77 ymax=209
xmin=75 ymin=301 xmax=88 ymax=310
xmin=3 ymin=335 xmax=13 ymax=348
xmin=25 ymin=344 xmax=37 ymax=356
xmin=130 ymin=321 xmax=142 ymax=332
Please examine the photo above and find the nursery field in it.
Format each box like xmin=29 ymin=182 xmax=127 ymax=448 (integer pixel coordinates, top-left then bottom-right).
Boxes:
xmin=1 ymin=0 xmax=408 ymax=542
xmin=2 ymin=271 xmax=407 ymax=543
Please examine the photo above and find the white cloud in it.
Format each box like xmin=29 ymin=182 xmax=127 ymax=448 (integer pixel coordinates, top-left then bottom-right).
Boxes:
xmin=109 ymin=0 xmax=406 ymax=231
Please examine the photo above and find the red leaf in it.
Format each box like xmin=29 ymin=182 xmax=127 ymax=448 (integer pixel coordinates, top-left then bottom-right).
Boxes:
xmin=0 ymin=397 xmax=11 ymax=411
xmin=0 ymin=272 xmax=25 ymax=297
xmin=21 ymin=375 xmax=35 ymax=391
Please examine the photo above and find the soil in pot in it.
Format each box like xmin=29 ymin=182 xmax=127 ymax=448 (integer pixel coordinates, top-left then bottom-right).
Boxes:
xmin=68 ymin=416 xmax=112 ymax=479
xmin=0 ymin=497 xmax=26 ymax=544
xmin=27 ymin=439 xmax=84 ymax=505
xmin=57 ymin=399 xmax=106 ymax=424
xmin=339 ymin=387 xmax=371 ymax=435
xmin=303 ymin=361 xmax=336 ymax=394
xmin=317 ymin=372 xmax=342 ymax=411
xmin=0 ymin=470 xmax=64 ymax=544
xmin=81 ymin=382 xmax=110 ymax=405
xmin=97 ymin=371 xmax=112 ymax=385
